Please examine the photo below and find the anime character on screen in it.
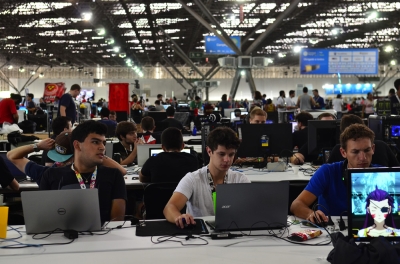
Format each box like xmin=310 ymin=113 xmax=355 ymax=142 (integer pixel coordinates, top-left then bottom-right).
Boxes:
xmin=357 ymin=187 xmax=400 ymax=237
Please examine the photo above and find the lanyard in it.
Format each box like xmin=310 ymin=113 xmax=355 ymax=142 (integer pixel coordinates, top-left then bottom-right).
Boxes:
xmin=206 ymin=167 xmax=228 ymax=193
xmin=71 ymin=164 xmax=97 ymax=189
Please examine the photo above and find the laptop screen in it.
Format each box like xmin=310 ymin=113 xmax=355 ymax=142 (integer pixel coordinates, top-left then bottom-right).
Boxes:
xmin=149 ymin=148 xmax=191 ymax=157
xmin=230 ymin=111 xmax=248 ymax=121
xmin=348 ymin=168 xmax=400 ymax=242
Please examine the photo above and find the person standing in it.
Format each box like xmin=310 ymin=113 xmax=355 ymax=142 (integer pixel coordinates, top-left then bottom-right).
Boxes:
xmin=296 ymin=87 xmax=316 ymax=111
xmin=57 ymin=84 xmax=81 ymax=124
xmin=190 ymin=96 xmax=202 ymax=111
xmin=0 ymin=93 xmax=22 ymax=126
xmin=312 ymin=89 xmax=325 ymax=109
xmin=276 ymin=90 xmax=287 ymax=123
xmin=26 ymin=93 xmax=36 ymax=114
xmin=332 ymin=94 xmax=344 ymax=119
xmin=285 ymin=90 xmax=297 ymax=110
xmin=362 ymin=92 xmax=374 ymax=118
xmin=218 ymin=94 xmax=231 ymax=117
xmin=391 ymin=79 xmax=400 ymax=115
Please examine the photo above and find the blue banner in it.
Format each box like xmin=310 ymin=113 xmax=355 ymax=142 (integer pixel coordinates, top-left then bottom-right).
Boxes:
xmin=300 ymin=48 xmax=378 ymax=75
xmin=323 ymin=83 xmax=373 ymax=95
xmin=204 ymin=36 xmax=241 ymax=55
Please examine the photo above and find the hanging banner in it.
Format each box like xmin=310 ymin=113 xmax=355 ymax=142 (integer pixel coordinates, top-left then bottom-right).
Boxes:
xmin=43 ymin=82 xmax=65 ymax=103
xmin=108 ymin=83 xmax=129 ymax=111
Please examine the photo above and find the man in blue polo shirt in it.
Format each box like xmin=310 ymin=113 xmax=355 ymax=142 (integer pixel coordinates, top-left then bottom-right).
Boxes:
xmin=290 ymin=124 xmax=379 ymax=224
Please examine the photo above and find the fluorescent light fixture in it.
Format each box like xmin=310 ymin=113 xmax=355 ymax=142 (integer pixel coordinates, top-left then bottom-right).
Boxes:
xmin=7 ymin=65 xmax=13 ymax=70
xmin=119 ymin=53 xmax=126 ymax=58
xmin=113 ymin=46 xmax=120 ymax=52
xmin=278 ymin=52 xmax=286 ymax=58
xmin=30 ymin=70 xmax=35 ymax=75
xmin=81 ymin=12 xmax=92 ymax=21
xmin=390 ymin=60 xmax=397 ymax=66
xmin=240 ymin=70 xmax=246 ymax=76
xmin=385 ymin=45 xmax=394 ymax=53
xmin=19 ymin=67 xmax=25 ymax=72
xmin=293 ymin=46 xmax=301 ymax=53
xmin=95 ymin=28 xmax=105 ymax=35
xmin=105 ymin=38 xmax=114 ymax=45
xmin=39 ymin=73 xmax=44 ymax=78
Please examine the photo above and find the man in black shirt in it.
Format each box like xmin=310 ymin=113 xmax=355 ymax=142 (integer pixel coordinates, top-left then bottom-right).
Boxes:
xmin=140 ymin=127 xmax=198 ymax=183
xmin=327 ymin=114 xmax=399 ymax=167
xmin=391 ymin=79 xmax=400 ymax=115
xmin=114 ymin=121 xmax=144 ymax=165
xmin=161 ymin=106 xmax=183 ymax=130
xmin=57 ymin=84 xmax=81 ymax=124
xmin=40 ymin=120 xmax=127 ymax=222
xmin=292 ymin=112 xmax=313 ymax=149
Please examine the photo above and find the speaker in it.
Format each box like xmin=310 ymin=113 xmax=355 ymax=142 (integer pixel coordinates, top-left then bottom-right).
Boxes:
xmin=238 ymin=56 xmax=252 ymax=68
xmin=93 ymin=78 xmax=100 ymax=83
xmin=218 ymin=57 xmax=236 ymax=68
xmin=253 ymin=57 xmax=269 ymax=68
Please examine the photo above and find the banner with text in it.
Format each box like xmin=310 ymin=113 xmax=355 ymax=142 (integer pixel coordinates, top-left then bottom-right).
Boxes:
xmin=108 ymin=83 xmax=129 ymax=112
xmin=43 ymin=82 xmax=65 ymax=103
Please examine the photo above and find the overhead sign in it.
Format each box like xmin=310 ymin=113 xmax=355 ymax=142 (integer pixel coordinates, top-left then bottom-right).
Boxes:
xmin=204 ymin=36 xmax=241 ymax=55
xmin=323 ymin=83 xmax=374 ymax=95
xmin=300 ymin=48 xmax=379 ymax=75
xmin=189 ymin=52 xmax=204 ymax=59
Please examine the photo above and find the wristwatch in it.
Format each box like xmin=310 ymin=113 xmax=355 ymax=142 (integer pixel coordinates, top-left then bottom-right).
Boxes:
xmin=33 ymin=143 xmax=39 ymax=152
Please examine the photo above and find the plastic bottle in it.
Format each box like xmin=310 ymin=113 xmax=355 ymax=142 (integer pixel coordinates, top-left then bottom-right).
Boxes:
xmin=192 ymin=126 xmax=197 ymax=136
xmin=190 ymin=121 xmax=194 ymax=132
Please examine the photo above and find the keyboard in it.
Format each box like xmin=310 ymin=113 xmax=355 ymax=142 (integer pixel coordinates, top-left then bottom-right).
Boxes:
xmin=127 ymin=166 xmax=141 ymax=174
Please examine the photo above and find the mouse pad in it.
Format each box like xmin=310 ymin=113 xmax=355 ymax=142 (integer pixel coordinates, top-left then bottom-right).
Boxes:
xmin=135 ymin=219 xmax=209 ymax=236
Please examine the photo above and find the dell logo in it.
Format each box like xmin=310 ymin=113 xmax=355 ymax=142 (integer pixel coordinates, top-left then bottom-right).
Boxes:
xmin=57 ymin=208 xmax=66 ymax=215
xmin=221 ymin=205 xmax=231 ymax=209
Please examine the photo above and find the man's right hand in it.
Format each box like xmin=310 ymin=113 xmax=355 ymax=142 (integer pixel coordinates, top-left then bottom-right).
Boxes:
xmin=175 ymin=214 xmax=196 ymax=229
xmin=38 ymin=138 xmax=55 ymax=151
xmin=307 ymin=210 xmax=328 ymax=224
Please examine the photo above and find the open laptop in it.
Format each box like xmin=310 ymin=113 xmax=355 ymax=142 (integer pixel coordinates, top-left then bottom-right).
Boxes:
xmin=209 ymin=182 xmax=289 ymax=231
xmin=137 ymin=144 xmax=162 ymax=166
xmin=0 ymin=151 xmax=27 ymax=182
xmin=149 ymin=147 xmax=192 ymax=157
xmin=22 ymin=189 xmax=102 ymax=234
xmin=347 ymin=167 xmax=400 ymax=242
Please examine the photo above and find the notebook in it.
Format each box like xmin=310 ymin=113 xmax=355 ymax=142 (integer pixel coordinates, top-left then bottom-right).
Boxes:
xmin=137 ymin=144 xmax=162 ymax=166
xmin=347 ymin=167 xmax=400 ymax=242
xmin=210 ymin=182 xmax=289 ymax=231
xmin=22 ymin=189 xmax=102 ymax=234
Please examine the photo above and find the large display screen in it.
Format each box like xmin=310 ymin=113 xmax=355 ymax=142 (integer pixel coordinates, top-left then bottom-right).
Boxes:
xmin=323 ymin=83 xmax=373 ymax=95
xmin=300 ymin=48 xmax=379 ymax=75
xmin=204 ymin=36 xmax=241 ymax=55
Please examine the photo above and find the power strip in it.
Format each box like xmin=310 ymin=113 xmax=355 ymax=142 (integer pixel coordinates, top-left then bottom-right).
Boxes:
xmin=267 ymin=162 xmax=286 ymax=172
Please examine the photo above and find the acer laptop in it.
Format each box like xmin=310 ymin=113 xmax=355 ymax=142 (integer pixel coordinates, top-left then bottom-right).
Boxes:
xmin=22 ymin=189 xmax=102 ymax=234
xmin=210 ymin=182 xmax=289 ymax=231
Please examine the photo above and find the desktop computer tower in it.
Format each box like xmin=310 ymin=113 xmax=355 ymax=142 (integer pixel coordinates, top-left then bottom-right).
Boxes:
xmin=368 ymin=115 xmax=400 ymax=145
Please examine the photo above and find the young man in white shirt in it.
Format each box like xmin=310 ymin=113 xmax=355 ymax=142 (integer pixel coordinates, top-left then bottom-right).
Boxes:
xmin=276 ymin=90 xmax=286 ymax=123
xmin=164 ymin=127 xmax=250 ymax=228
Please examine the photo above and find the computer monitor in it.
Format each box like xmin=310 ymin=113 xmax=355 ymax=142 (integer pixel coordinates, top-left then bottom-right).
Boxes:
xmin=237 ymin=124 xmax=293 ymax=157
xmin=308 ymin=120 xmax=340 ymax=155
xmin=149 ymin=148 xmax=191 ymax=157
xmin=146 ymin=111 xmax=167 ymax=123
xmin=230 ymin=111 xmax=248 ymax=121
xmin=223 ymin=108 xmax=246 ymax=118
xmin=347 ymin=167 xmax=400 ymax=242
xmin=291 ymin=122 xmax=298 ymax=133
xmin=163 ymin=105 xmax=170 ymax=110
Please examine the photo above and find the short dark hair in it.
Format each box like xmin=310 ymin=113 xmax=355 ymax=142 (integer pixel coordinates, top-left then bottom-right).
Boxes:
xmin=110 ymin=110 xmax=116 ymax=115
xmin=161 ymin=127 xmax=183 ymax=151
xmin=141 ymin=116 xmax=155 ymax=131
xmin=155 ymin=100 xmax=160 ymax=105
xmin=71 ymin=84 xmax=81 ymax=91
xmin=166 ymin=106 xmax=175 ymax=117
xmin=221 ymin=94 xmax=228 ymax=101
xmin=72 ymin=120 xmax=107 ymax=144
xmin=340 ymin=124 xmax=375 ymax=150
xmin=337 ymin=94 xmax=342 ymax=98
xmin=295 ymin=112 xmax=313 ymax=125
xmin=262 ymin=94 xmax=266 ymax=97
xmin=116 ymin=121 xmax=137 ymax=141
xmin=303 ymin=87 xmax=308 ymax=93
xmin=313 ymin=89 xmax=318 ymax=93
xmin=340 ymin=114 xmax=363 ymax=133
xmin=207 ymin=127 xmax=240 ymax=152
xmin=10 ymin=93 xmax=22 ymax=104
xmin=317 ymin=112 xmax=336 ymax=120
xmin=157 ymin=94 xmax=163 ymax=98
xmin=100 ymin=107 xmax=110 ymax=118
xmin=279 ymin=90 xmax=285 ymax=96
xmin=195 ymin=96 xmax=200 ymax=101
xmin=52 ymin=116 xmax=71 ymax=136
xmin=254 ymin=91 xmax=262 ymax=100
xmin=394 ymin=79 xmax=400 ymax=90
xmin=389 ymin=88 xmax=396 ymax=95
xmin=289 ymin=90 xmax=295 ymax=95
xmin=27 ymin=93 xmax=34 ymax=99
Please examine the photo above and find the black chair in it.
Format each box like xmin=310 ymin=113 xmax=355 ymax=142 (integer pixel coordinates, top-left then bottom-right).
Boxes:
xmin=143 ymin=182 xmax=185 ymax=219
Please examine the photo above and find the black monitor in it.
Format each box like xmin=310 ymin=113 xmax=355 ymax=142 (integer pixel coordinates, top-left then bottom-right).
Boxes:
xmin=237 ymin=124 xmax=293 ymax=157
xmin=146 ymin=111 xmax=167 ymax=123
xmin=308 ymin=120 xmax=341 ymax=155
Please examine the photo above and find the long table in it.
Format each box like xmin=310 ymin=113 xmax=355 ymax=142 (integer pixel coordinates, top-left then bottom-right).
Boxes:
xmin=0 ymin=217 xmax=336 ymax=263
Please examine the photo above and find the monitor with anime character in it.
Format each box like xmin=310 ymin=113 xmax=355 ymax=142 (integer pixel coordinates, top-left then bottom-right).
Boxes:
xmin=347 ymin=167 xmax=400 ymax=242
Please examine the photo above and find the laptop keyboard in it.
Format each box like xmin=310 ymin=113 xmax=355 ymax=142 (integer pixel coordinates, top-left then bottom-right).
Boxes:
xmin=127 ymin=167 xmax=141 ymax=174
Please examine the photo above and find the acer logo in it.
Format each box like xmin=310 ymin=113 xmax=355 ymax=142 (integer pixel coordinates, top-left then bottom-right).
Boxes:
xmin=221 ymin=205 xmax=231 ymax=209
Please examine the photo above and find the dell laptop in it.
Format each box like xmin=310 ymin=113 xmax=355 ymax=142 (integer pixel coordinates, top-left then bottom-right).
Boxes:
xmin=22 ymin=189 xmax=102 ymax=234
xmin=211 ymin=182 xmax=289 ymax=231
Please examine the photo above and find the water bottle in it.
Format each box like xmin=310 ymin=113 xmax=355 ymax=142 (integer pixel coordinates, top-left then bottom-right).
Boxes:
xmin=190 ymin=121 xmax=194 ymax=132
xmin=192 ymin=126 xmax=197 ymax=136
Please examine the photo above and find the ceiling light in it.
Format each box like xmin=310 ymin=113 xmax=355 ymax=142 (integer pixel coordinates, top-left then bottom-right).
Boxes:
xmin=385 ymin=45 xmax=394 ymax=53
xmin=139 ymin=72 xmax=144 ymax=77
xmin=119 ymin=53 xmax=126 ymax=58
xmin=331 ymin=28 xmax=339 ymax=35
xmin=7 ymin=65 xmax=13 ymax=70
xmin=113 ymin=46 xmax=120 ymax=53
xmin=105 ymin=38 xmax=114 ymax=45
xmin=240 ymin=70 xmax=246 ymax=76
xmin=19 ymin=67 xmax=25 ymax=72
xmin=278 ymin=53 xmax=286 ymax=58
xmin=293 ymin=46 xmax=301 ymax=53
xmin=30 ymin=70 xmax=35 ymax=75
xmin=39 ymin=73 xmax=44 ymax=78
xmin=81 ymin=12 xmax=92 ymax=21
xmin=95 ymin=28 xmax=105 ymax=35
xmin=390 ymin=60 xmax=397 ymax=66
xmin=366 ymin=9 xmax=378 ymax=20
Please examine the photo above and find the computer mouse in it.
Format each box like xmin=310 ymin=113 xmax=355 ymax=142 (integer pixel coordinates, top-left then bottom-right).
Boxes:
xmin=181 ymin=218 xmax=196 ymax=229
xmin=314 ymin=216 xmax=334 ymax=227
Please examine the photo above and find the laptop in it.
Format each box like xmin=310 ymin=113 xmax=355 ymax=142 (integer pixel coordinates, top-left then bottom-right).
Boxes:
xmin=149 ymin=147 xmax=192 ymax=157
xmin=210 ymin=182 xmax=289 ymax=231
xmin=347 ymin=167 xmax=400 ymax=242
xmin=0 ymin=151 xmax=26 ymax=182
xmin=22 ymin=189 xmax=102 ymax=234
xmin=137 ymin=144 xmax=162 ymax=166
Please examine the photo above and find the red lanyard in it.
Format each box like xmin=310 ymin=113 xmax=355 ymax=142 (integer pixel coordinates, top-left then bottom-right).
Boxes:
xmin=71 ymin=164 xmax=97 ymax=189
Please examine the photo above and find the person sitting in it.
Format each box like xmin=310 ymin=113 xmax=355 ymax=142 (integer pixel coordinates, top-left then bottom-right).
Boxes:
xmin=163 ymin=127 xmax=250 ymax=228
xmin=114 ymin=121 xmax=144 ymax=165
xmin=161 ymin=106 xmax=183 ymax=130
xmin=249 ymin=108 xmax=267 ymax=124
xmin=7 ymin=132 xmax=127 ymax=185
xmin=292 ymin=112 xmax=314 ymax=149
xmin=140 ymin=127 xmax=198 ymax=183
xmin=154 ymin=100 xmax=165 ymax=111
xmin=0 ymin=93 xmax=22 ymax=126
xmin=327 ymin=114 xmax=399 ymax=167
xmin=109 ymin=111 xmax=117 ymax=122
xmin=40 ymin=121 xmax=127 ymax=222
xmin=98 ymin=107 xmax=117 ymax=136
xmin=139 ymin=116 xmax=161 ymax=144
xmin=290 ymin=124 xmax=380 ymax=224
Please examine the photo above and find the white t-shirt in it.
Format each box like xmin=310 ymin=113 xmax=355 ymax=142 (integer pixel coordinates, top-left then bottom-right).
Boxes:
xmin=363 ymin=99 xmax=374 ymax=114
xmin=276 ymin=97 xmax=286 ymax=113
xmin=174 ymin=166 xmax=251 ymax=217
xmin=285 ymin=97 xmax=296 ymax=108
xmin=332 ymin=98 xmax=343 ymax=112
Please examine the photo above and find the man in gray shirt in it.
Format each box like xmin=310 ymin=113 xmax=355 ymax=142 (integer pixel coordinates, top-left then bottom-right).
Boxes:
xmin=164 ymin=127 xmax=250 ymax=228
xmin=154 ymin=100 xmax=165 ymax=111
xmin=296 ymin=87 xmax=316 ymax=111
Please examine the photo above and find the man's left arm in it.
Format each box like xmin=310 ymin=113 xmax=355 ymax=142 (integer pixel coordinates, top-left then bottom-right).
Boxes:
xmin=110 ymin=170 xmax=127 ymax=221
xmin=102 ymin=155 xmax=127 ymax=175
